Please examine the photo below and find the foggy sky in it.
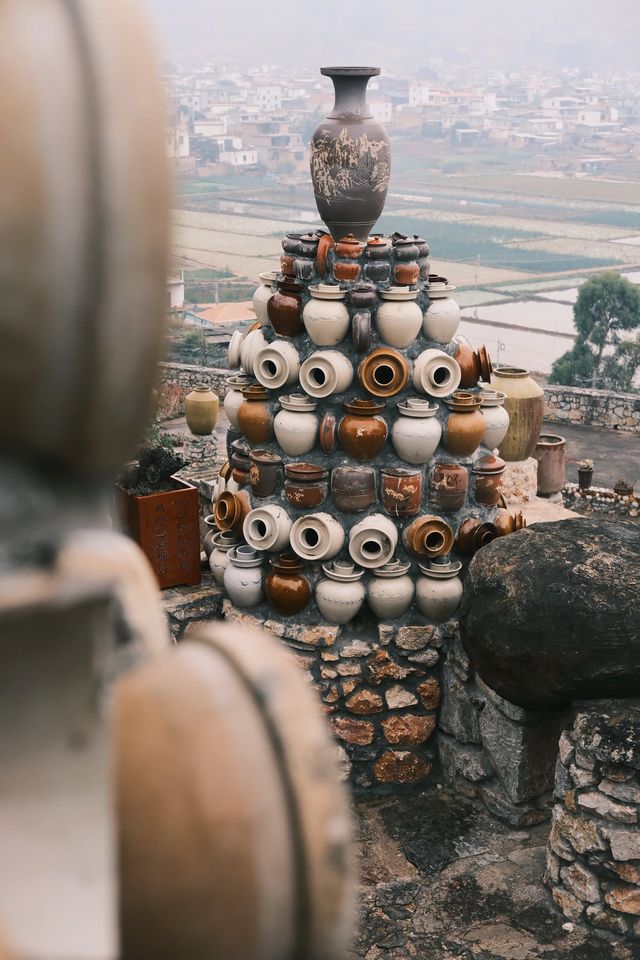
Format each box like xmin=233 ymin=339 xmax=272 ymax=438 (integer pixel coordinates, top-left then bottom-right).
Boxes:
xmin=147 ymin=0 xmax=640 ymax=73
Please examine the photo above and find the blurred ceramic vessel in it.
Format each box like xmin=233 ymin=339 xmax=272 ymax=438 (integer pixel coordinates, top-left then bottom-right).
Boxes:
xmin=184 ymin=385 xmax=219 ymax=436
xmin=249 ymin=450 xmax=284 ymax=499
xmin=209 ymin=530 xmax=242 ymax=585
xmin=472 ymin=454 xmax=506 ymax=507
xmin=456 ymin=518 xmax=498 ymax=556
xmin=240 ymin=328 xmax=268 ymax=376
xmin=223 ymin=374 xmax=253 ymax=430
xmin=422 ymin=283 xmax=460 ymax=344
xmin=490 ymin=366 xmax=544 ymax=462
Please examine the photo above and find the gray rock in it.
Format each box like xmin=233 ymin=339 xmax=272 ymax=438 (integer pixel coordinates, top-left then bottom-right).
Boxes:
xmin=479 ymin=782 xmax=551 ymax=828
xmin=600 ymin=779 xmax=640 ymax=804
xmin=437 ymin=733 xmax=494 ymax=784
xmin=601 ymin=826 xmax=640 ymax=861
xmin=438 ymin=664 xmax=484 ymax=744
xmin=577 ymin=791 xmax=637 ymax=823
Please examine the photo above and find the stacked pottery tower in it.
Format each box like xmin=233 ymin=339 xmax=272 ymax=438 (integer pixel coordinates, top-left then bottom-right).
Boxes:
xmin=212 ymin=67 xmax=529 ymax=783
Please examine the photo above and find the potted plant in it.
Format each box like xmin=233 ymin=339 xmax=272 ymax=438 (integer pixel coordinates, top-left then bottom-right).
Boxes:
xmin=577 ymin=459 xmax=594 ymax=491
xmin=614 ymin=478 xmax=634 ymax=498
xmin=116 ymin=423 xmax=201 ymax=589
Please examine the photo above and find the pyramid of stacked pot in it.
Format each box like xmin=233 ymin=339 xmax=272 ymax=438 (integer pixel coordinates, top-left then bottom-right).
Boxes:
xmin=217 ymin=230 xmax=517 ymax=626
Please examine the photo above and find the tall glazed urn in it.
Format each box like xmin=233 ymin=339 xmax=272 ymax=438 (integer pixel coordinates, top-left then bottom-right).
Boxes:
xmin=311 ymin=67 xmax=391 ymax=241
xmin=490 ymin=366 xmax=544 ymax=462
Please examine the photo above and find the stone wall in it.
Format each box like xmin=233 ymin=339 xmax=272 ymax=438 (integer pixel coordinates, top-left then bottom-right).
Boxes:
xmin=544 ymin=385 xmax=640 ymax=433
xmin=563 ymin=484 xmax=639 ymax=519
xmin=157 ymin=362 xmax=230 ymax=420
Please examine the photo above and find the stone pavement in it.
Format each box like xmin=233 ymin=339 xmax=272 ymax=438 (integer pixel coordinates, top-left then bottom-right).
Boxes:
xmin=351 ymin=786 xmax=640 ymax=959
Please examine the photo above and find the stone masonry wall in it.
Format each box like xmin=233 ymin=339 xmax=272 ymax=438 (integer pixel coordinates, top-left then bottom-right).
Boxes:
xmin=157 ymin=362 xmax=230 ymax=420
xmin=544 ymin=385 xmax=640 ymax=433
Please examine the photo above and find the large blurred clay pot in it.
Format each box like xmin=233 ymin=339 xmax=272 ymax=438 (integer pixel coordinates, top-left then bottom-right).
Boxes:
xmin=490 ymin=366 xmax=544 ymax=462
xmin=310 ymin=67 xmax=391 ymax=241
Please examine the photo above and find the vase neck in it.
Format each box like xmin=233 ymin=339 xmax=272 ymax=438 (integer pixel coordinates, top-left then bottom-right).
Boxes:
xmin=326 ymin=71 xmax=375 ymax=121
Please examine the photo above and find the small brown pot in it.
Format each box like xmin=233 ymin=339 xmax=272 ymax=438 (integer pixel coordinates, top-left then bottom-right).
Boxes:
xmin=319 ymin=411 xmax=338 ymax=454
xmin=443 ymin=393 xmax=485 ymax=456
xmin=366 ymin=235 xmax=391 ymax=259
xmin=335 ymin=234 xmax=365 ymax=258
xmin=358 ymin=347 xmax=410 ymax=398
xmin=454 ymin=339 xmax=492 ymax=388
xmin=214 ymin=490 xmax=250 ymax=534
xmin=265 ymin=554 xmax=312 ymax=616
xmin=316 ymin=230 xmax=334 ymax=276
xmin=403 ymin=515 xmax=454 ymax=559
xmin=338 ymin=399 xmax=388 ymax=461
xmin=394 ymin=262 xmax=420 ymax=285
xmin=381 ymin=467 xmax=422 ymax=518
xmin=333 ymin=260 xmax=361 ymax=282
xmin=494 ymin=509 xmax=527 ymax=537
xmin=284 ymin=462 xmax=329 ymax=509
xmin=456 ymin=518 xmax=498 ymax=556
xmin=429 ymin=463 xmax=469 ymax=511
xmin=472 ymin=454 xmax=506 ymax=507
xmin=237 ymin=385 xmax=273 ymax=444
xmin=267 ymin=276 xmax=304 ymax=337
xmin=331 ymin=466 xmax=377 ymax=513
xmin=249 ymin=450 xmax=284 ymax=498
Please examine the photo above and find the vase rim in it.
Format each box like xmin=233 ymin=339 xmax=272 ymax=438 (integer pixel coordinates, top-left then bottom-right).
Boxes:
xmin=493 ymin=365 xmax=529 ymax=378
xmin=320 ymin=66 xmax=380 ymax=77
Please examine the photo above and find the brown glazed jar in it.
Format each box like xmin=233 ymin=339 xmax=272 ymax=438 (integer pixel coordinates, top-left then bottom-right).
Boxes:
xmin=249 ymin=449 xmax=284 ymax=499
xmin=454 ymin=338 xmax=493 ymax=389
xmin=335 ymin=234 xmax=365 ymax=258
xmin=403 ymin=515 xmax=454 ymax=559
xmin=381 ymin=467 xmax=422 ymax=518
xmin=214 ymin=490 xmax=250 ymax=534
xmin=456 ymin=518 xmax=498 ymax=556
xmin=331 ymin=466 xmax=377 ymax=513
xmin=338 ymin=399 xmax=388 ymax=461
xmin=237 ymin=385 xmax=273 ymax=444
xmin=366 ymin=235 xmax=391 ymax=259
xmin=494 ymin=508 xmax=527 ymax=537
xmin=472 ymin=454 xmax=505 ymax=507
xmin=284 ymin=462 xmax=329 ymax=509
xmin=349 ymin=282 xmax=377 ymax=311
xmin=394 ymin=262 xmax=420 ymax=285
xmin=230 ymin=438 xmax=251 ymax=486
xmin=265 ymin=553 xmax=311 ymax=616
xmin=429 ymin=462 xmax=469 ymax=511
xmin=443 ymin=392 xmax=485 ymax=456
xmin=267 ymin=275 xmax=304 ymax=337
xmin=316 ymin=229 xmax=334 ymax=277
xmin=358 ymin=347 xmax=410 ymax=399
xmin=334 ymin=260 xmax=361 ymax=282
xmin=319 ymin=411 xmax=338 ymax=454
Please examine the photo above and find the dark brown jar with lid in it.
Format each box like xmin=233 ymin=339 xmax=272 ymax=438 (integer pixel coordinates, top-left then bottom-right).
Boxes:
xmin=331 ymin=465 xmax=377 ymax=513
xmin=267 ymin=275 xmax=304 ymax=337
xmin=237 ymin=385 xmax=273 ymax=444
xmin=265 ymin=553 xmax=311 ymax=616
xmin=249 ymin=449 xmax=284 ymax=498
xmin=284 ymin=462 xmax=329 ymax=509
xmin=338 ymin=399 xmax=388 ymax=461
xmin=429 ymin=462 xmax=468 ymax=512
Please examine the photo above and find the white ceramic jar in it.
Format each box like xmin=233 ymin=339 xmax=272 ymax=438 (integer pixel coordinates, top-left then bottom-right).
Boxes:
xmin=423 ymin=285 xmax=461 ymax=344
xmin=376 ymin=287 xmax=422 ymax=348
xmin=228 ymin=329 xmax=245 ymax=369
xmin=348 ymin=513 xmax=398 ymax=569
xmin=479 ymin=389 xmax=510 ymax=450
xmin=252 ymin=270 xmax=279 ymax=326
xmin=209 ymin=531 xmax=242 ymax=585
xmin=299 ymin=350 xmax=354 ymax=399
xmin=367 ymin=559 xmax=415 ymax=618
xmin=416 ymin=557 xmax=463 ymax=621
xmin=303 ymin=284 xmax=350 ymax=346
xmin=223 ymin=545 xmax=265 ymax=608
xmin=315 ymin=561 xmax=366 ymax=624
xmin=392 ymin=398 xmax=442 ymax=464
xmin=240 ymin=328 xmax=267 ymax=376
xmin=243 ymin=504 xmax=292 ymax=553
xmin=274 ymin=394 xmax=318 ymax=456
xmin=413 ymin=348 xmax=462 ymax=398
xmin=223 ymin=374 xmax=253 ymax=430
xmin=290 ymin=512 xmax=345 ymax=562
xmin=253 ymin=341 xmax=300 ymax=390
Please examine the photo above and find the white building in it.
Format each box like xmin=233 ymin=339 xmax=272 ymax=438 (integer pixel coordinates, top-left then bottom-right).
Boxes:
xmin=219 ymin=148 xmax=259 ymax=166
xmin=167 ymin=272 xmax=185 ymax=311
xmin=409 ymin=82 xmax=431 ymax=107
xmin=370 ymin=98 xmax=393 ymax=124
xmin=194 ymin=117 xmax=228 ymax=138
xmin=165 ymin=127 xmax=190 ymax=159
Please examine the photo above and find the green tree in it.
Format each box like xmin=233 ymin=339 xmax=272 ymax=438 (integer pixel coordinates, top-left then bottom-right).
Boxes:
xmin=548 ymin=273 xmax=640 ymax=389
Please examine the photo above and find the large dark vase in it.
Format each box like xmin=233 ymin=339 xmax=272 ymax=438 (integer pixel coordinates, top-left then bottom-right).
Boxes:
xmin=310 ymin=66 xmax=391 ymax=242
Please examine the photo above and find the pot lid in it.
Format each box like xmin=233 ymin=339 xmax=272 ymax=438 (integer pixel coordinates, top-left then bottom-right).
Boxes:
xmin=309 ymin=282 xmax=346 ymax=300
xmin=229 ymin=545 xmax=264 ymax=567
xmin=285 ymin=462 xmax=329 ymax=481
xmin=372 ymin=559 xmax=412 ymax=578
xmin=258 ymin=270 xmax=279 ymax=284
xmin=321 ymin=560 xmax=365 ymax=582
xmin=280 ymin=393 xmax=317 ymax=411
xmin=397 ymin=397 xmax=439 ymax=419
xmin=444 ymin=392 xmax=482 ymax=412
xmin=380 ymin=286 xmax=418 ymax=301
xmin=366 ymin=235 xmax=389 ymax=246
xmin=342 ymin=398 xmax=386 ymax=416
xmin=270 ymin=552 xmax=305 ymax=572
xmin=473 ymin=453 xmax=506 ymax=474
xmin=250 ymin=449 xmax=283 ymax=465
xmin=418 ymin=557 xmax=462 ymax=578
xmin=241 ymin=385 xmax=271 ymax=400
xmin=480 ymin=389 xmax=506 ymax=406
xmin=492 ymin=365 xmax=529 ymax=379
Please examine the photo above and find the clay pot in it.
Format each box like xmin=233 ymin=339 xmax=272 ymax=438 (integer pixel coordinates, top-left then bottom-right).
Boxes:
xmin=490 ymin=366 xmax=544 ymax=462
xmin=284 ymin=462 xmax=329 ymax=510
xmin=223 ymin=545 xmax=264 ymax=608
xmin=316 ymin=229 xmax=334 ymax=277
xmin=423 ymin=287 xmax=460 ymax=345
xmin=339 ymin=399 xmax=388 ymax=461
xmin=479 ymin=389 xmax=510 ymax=450
xmin=243 ymin=503 xmax=292 ymax=553
xmin=533 ymin=434 xmax=566 ymax=495
xmin=237 ymin=385 xmax=273 ymax=444
xmin=394 ymin=262 xmax=420 ymax=285
xmin=333 ymin=261 xmax=361 ymax=282
xmin=367 ymin=560 xmax=415 ymax=619
xmin=310 ymin=67 xmax=390 ymax=241
xmin=366 ymin=235 xmax=391 ymax=259
xmin=413 ymin=348 xmax=461 ymax=398
xmin=472 ymin=454 xmax=506 ymax=507
xmin=265 ymin=554 xmax=311 ymax=616
xmin=214 ymin=490 xmax=250 ymax=534
xmin=456 ymin=518 xmax=498 ymax=556
xmin=267 ymin=275 xmax=304 ymax=338
xmin=223 ymin=374 xmax=254 ymax=430
xmin=391 ymin=233 xmax=419 ymax=261
xmin=335 ymin=234 xmax=365 ymax=258
xmin=274 ymin=394 xmax=318 ymax=456
xmin=290 ymin=512 xmax=345 ymax=562
xmin=315 ymin=561 xmax=366 ymax=624
xmin=494 ymin=509 xmax=527 ymax=537
xmin=331 ymin=466 xmax=377 ymax=513
xmin=352 ymin=311 xmax=372 ymax=353
xmin=348 ymin=513 xmax=398 ymax=569
xmin=429 ymin=463 xmax=469 ymax=512
xmin=381 ymin=467 xmax=423 ymax=518
xmin=228 ymin=329 xmax=245 ymax=369
xmin=358 ymin=347 xmax=410 ymax=398
xmin=230 ymin=439 xmax=251 ymax=487
xmin=319 ymin=411 xmax=338 ymax=454
xmin=297 ymin=232 xmax=319 ymax=258
xmin=253 ymin=341 xmax=300 ymax=390
xmin=375 ymin=287 xmax=422 ymax=348
xmin=240 ymin=328 xmax=268 ymax=377
xmin=364 ymin=260 xmax=391 ymax=283
xmin=415 ymin=237 xmax=430 ymax=279
xmin=442 ymin=392 xmax=485 ymax=457
xmin=416 ymin=558 xmax=463 ymax=622
xmin=454 ymin=337 xmax=492 ymax=389
xmin=252 ymin=270 xmax=279 ymax=325
xmin=249 ymin=450 xmax=284 ymax=499
xmin=282 ymin=233 xmax=303 ymax=256
xmin=208 ymin=530 xmax=241 ymax=585
xmin=391 ymin=398 xmax=442 ymax=464
xmin=202 ymin=514 xmax=219 ymax=560
xmin=303 ymin=284 xmax=350 ymax=346
xmin=184 ymin=385 xmax=219 ymax=436
xmin=299 ymin=349 xmax=353 ymax=399
xmin=349 ymin=282 xmax=378 ymax=311
xmin=403 ymin=515 xmax=454 ymax=559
